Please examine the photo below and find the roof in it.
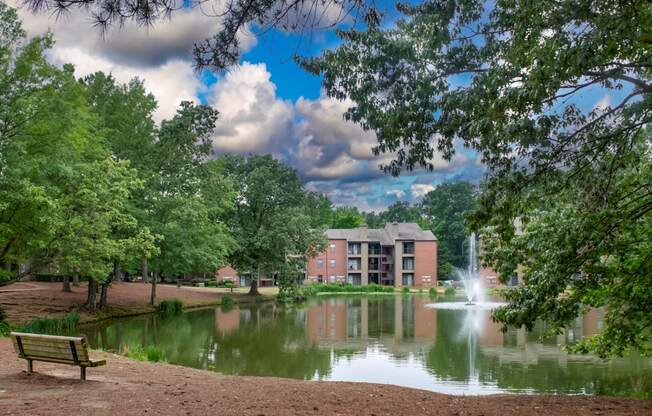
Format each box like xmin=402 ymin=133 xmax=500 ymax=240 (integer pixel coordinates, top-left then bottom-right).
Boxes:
xmin=325 ymin=222 xmax=437 ymax=244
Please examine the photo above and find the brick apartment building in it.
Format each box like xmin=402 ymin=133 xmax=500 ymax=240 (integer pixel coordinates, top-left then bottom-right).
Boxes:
xmin=216 ymin=222 xmax=438 ymax=288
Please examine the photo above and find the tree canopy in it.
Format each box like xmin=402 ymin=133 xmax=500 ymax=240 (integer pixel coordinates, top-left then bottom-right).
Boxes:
xmin=301 ymin=0 xmax=651 ymax=357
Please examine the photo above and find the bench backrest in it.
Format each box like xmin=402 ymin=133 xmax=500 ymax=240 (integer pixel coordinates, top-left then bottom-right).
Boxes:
xmin=11 ymin=332 xmax=91 ymax=364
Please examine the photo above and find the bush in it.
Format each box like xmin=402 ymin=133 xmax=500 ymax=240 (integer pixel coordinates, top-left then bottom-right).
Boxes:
xmin=19 ymin=311 xmax=80 ymax=335
xmin=401 ymin=286 xmax=410 ymax=294
xmin=158 ymin=299 xmax=183 ymax=315
xmin=302 ymin=283 xmax=395 ymax=296
xmin=220 ymin=295 xmax=235 ymax=312
xmin=418 ymin=289 xmax=424 ymax=295
xmin=0 ymin=304 xmax=9 ymax=337
xmin=444 ymin=286 xmax=457 ymax=297
xmin=429 ymin=287 xmax=437 ymax=298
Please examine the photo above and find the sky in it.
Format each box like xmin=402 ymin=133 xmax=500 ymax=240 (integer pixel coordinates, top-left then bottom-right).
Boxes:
xmin=9 ymin=1 xmax=612 ymax=212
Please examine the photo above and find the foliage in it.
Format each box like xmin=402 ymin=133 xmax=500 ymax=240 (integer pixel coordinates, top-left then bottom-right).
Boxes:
xmin=443 ymin=287 xmax=456 ymax=297
xmin=330 ymin=206 xmax=364 ymax=228
xmin=220 ymin=295 xmax=235 ymax=312
xmin=219 ymin=155 xmax=328 ymax=296
xmin=19 ymin=312 xmax=80 ymax=335
xmin=428 ymin=287 xmax=437 ymax=298
xmin=419 ymin=183 xmax=476 ymax=279
xmin=303 ymin=0 xmax=652 ymax=357
xmin=401 ymin=287 xmax=410 ymax=294
xmin=158 ymin=299 xmax=184 ymax=316
xmin=0 ymin=305 xmax=9 ymax=337
xmin=301 ymin=283 xmax=395 ymax=297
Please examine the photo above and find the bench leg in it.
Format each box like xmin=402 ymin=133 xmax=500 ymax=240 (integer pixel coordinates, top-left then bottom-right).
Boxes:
xmin=80 ymin=366 xmax=86 ymax=381
xmin=27 ymin=359 xmax=33 ymax=375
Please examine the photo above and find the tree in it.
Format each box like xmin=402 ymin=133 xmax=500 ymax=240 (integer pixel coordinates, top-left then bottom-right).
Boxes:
xmin=146 ymin=102 xmax=235 ymax=305
xmin=331 ymin=206 xmax=364 ymax=228
xmin=419 ymin=182 xmax=476 ymax=279
xmin=379 ymin=201 xmax=420 ymax=224
xmin=301 ymin=0 xmax=651 ymax=356
xmin=219 ymin=155 xmax=327 ymax=296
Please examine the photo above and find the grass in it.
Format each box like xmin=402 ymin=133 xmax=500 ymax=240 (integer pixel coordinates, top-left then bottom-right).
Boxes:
xmin=302 ymin=283 xmax=395 ymax=297
xmin=18 ymin=311 xmax=80 ymax=335
xmin=121 ymin=344 xmax=167 ymax=362
xmin=158 ymin=298 xmax=183 ymax=315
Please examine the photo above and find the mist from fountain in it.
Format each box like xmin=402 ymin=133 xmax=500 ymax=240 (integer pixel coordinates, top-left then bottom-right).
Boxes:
xmin=457 ymin=232 xmax=484 ymax=304
xmin=425 ymin=232 xmax=505 ymax=311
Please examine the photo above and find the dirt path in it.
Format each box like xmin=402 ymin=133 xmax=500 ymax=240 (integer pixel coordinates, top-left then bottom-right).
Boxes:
xmin=0 ymin=281 xmax=274 ymax=326
xmin=0 ymin=340 xmax=650 ymax=416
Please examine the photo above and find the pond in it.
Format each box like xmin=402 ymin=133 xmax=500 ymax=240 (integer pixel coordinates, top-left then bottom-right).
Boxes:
xmin=79 ymin=295 xmax=652 ymax=397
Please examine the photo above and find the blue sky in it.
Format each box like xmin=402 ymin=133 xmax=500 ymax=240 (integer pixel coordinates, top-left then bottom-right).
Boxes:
xmin=11 ymin=1 xmax=614 ymax=211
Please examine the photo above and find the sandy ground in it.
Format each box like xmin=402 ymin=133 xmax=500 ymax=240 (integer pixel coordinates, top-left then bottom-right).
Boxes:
xmin=0 ymin=340 xmax=650 ymax=416
xmin=0 ymin=281 xmax=276 ymax=325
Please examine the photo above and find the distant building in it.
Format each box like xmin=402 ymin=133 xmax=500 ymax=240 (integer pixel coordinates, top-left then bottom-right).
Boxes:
xmin=216 ymin=222 xmax=437 ymax=288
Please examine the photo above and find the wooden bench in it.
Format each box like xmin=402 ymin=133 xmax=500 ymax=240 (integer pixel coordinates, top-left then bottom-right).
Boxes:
xmin=11 ymin=332 xmax=106 ymax=380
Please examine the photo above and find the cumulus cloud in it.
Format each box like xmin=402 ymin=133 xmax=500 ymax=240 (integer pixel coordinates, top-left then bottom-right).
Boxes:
xmin=386 ymin=189 xmax=406 ymax=198
xmin=11 ymin=2 xmax=256 ymax=122
xmin=207 ymin=62 xmax=294 ymax=155
xmin=410 ymin=184 xmax=435 ymax=199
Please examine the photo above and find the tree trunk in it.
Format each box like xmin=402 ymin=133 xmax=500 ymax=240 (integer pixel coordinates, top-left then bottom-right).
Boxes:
xmin=62 ymin=275 xmax=71 ymax=293
xmin=248 ymin=267 xmax=260 ymax=296
xmin=114 ymin=259 xmax=123 ymax=281
xmin=99 ymin=283 xmax=108 ymax=308
xmin=72 ymin=271 xmax=80 ymax=287
xmin=150 ymin=265 xmax=158 ymax=306
xmin=87 ymin=279 xmax=97 ymax=311
xmin=142 ymin=257 xmax=149 ymax=283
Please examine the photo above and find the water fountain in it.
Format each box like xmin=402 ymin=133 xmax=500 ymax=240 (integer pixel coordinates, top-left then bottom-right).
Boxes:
xmin=458 ymin=232 xmax=483 ymax=305
xmin=426 ymin=232 xmax=504 ymax=311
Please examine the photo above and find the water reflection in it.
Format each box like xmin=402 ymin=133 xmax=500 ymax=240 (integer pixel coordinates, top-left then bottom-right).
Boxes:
xmin=80 ymin=296 xmax=652 ymax=397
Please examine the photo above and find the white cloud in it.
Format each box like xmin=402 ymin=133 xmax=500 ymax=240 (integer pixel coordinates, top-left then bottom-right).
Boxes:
xmin=594 ymin=94 xmax=612 ymax=110
xmin=11 ymin=2 xmax=256 ymax=122
xmin=386 ymin=189 xmax=405 ymax=198
xmin=410 ymin=184 xmax=435 ymax=199
xmin=208 ymin=62 xmax=294 ymax=155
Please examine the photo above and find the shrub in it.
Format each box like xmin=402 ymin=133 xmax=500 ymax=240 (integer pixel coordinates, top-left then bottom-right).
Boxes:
xmin=401 ymin=286 xmax=410 ymax=294
xmin=301 ymin=283 xmax=395 ymax=296
xmin=0 ymin=304 xmax=9 ymax=337
xmin=428 ymin=287 xmax=437 ymax=298
xmin=19 ymin=311 xmax=80 ymax=335
xmin=158 ymin=299 xmax=183 ymax=315
xmin=444 ymin=286 xmax=457 ymax=297
xmin=220 ymin=295 xmax=235 ymax=312
xmin=418 ymin=289 xmax=424 ymax=295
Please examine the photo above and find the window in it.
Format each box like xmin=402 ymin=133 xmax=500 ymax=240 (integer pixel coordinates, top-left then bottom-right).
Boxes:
xmin=347 ymin=258 xmax=361 ymax=271
xmin=318 ymin=275 xmax=323 ymax=283
xmin=329 ymin=259 xmax=336 ymax=268
xmin=347 ymin=242 xmax=361 ymax=255
xmin=402 ymin=257 xmax=414 ymax=270
xmin=402 ymin=273 xmax=414 ymax=286
xmin=347 ymin=274 xmax=361 ymax=285
xmin=403 ymin=241 xmax=415 ymax=254
xmin=368 ymin=242 xmax=381 ymax=255
xmin=317 ymin=259 xmax=324 ymax=269
xmin=330 ymin=275 xmax=336 ymax=283
xmin=368 ymin=273 xmax=380 ymax=285
xmin=330 ymin=243 xmax=337 ymax=253
xmin=368 ymin=258 xmax=379 ymax=270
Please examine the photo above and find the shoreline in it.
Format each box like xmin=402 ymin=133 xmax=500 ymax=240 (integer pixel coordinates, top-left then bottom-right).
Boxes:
xmin=0 ymin=338 xmax=650 ymax=416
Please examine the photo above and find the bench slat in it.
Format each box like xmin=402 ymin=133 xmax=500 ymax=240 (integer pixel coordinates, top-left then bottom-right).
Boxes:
xmin=10 ymin=332 xmax=84 ymax=342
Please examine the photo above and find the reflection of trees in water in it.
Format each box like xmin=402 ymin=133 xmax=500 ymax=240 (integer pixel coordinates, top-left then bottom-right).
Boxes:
xmin=82 ymin=304 xmax=332 ymax=381
xmin=424 ymin=309 xmax=652 ymax=396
